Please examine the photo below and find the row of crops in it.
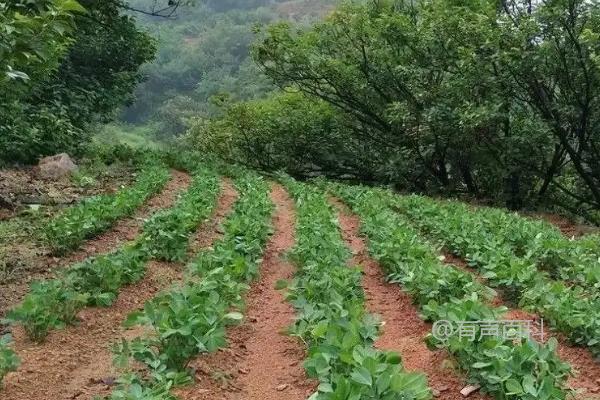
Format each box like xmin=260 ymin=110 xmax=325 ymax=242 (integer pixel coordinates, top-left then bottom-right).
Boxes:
xmin=45 ymin=155 xmax=172 ymax=255
xmin=329 ymin=184 xmax=573 ymax=400
xmin=391 ymin=194 xmax=600 ymax=358
xmin=282 ymin=177 xmax=432 ymax=399
xmin=0 ymin=158 xmax=220 ymax=388
xmin=7 ymin=167 xmax=220 ymax=342
xmin=107 ymin=172 xmax=273 ymax=398
xmin=1 ymin=162 xmax=599 ymax=399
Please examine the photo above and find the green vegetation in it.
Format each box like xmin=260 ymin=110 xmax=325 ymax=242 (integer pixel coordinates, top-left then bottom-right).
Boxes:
xmin=330 ymin=183 xmax=572 ymax=399
xmin=3 ymin=0 xmax=600 ymax=396
xmin=7 ymin=165 xmax=220 ymax=342
xmin=45 ymin=161 xmax=170 ymax=255
xmin=189 ymin=0 xmax=600 ymax=223
xmin=1 ymin=0 xmax=156 ymax=164
xmin=282 ymin=176 xmax=431 ymax=400
xmin=137 ymin=169 xmax=220 ymax=261
xmin=0 ymin=335 xmax=19 ymax=387
xmin=124 ymin=0 xmax=335 ymax=137
xmin=112 ymin=171 xmax=273 ymax=392
xmin=393 ymin=194 xmax=600 ymax=357
xmin=93 ymin=124 xmax=164 ymax=150
xmin=398 ymin=197 xmax=600 ymax=292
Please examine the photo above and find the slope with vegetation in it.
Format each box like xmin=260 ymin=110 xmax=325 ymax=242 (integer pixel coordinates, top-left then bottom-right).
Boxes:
xmin=123 ymin=0 xmax=335 ymax=138
xmin=2 ymin=0 xmax=600 ymax=399
xmin=191 ymin=0 xmax=600 ymax=224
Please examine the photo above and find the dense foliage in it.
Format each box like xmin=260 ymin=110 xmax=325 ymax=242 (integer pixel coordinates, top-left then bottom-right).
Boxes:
xmin=123 ymin=0 xmax=335 ymax=137
xmin=192 ymin=0 xmax=600 ymax=222
xmin=0 ymin=335 xmax=19 ymax=387
xmin=189 ymin=92 xmax=381 ymax=178
xmin=0 ymin=0 xmax=155 ymax=164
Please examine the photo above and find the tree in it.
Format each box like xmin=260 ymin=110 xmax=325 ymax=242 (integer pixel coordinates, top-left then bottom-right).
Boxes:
xmin=250 ymin=0 xmax=600 ymax=218
xmin=0 ymin=0 xmax=156 ymax=164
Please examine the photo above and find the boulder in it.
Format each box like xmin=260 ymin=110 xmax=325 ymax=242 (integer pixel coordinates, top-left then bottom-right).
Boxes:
xmin=38 ymin=153 xmax=78 ymax=180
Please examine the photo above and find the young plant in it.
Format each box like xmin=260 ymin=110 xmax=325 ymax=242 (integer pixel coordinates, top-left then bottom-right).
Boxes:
xmin=138 ymin=168 xmax=220 ymax=262
xmin=63 ymin=246 xmax=147 ymax=306
xmin=46 ymin=163 xmax=170 ymax=255
xmin=0 ymin=334 xmax=19 ymax=387
xmin=6 ymin=280 xmax=88 ymax=342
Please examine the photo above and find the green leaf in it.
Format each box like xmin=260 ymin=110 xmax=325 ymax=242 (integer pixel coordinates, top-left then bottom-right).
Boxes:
xmin=274 ymin=279 xmax=289 ymax=290
xmin=505 ymin=379 xmax=524 ymax=395
xmin=350 ymin=366 xmax=372 ymax=387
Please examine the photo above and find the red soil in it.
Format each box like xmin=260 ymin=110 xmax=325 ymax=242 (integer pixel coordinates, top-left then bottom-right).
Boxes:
xmin=175 ymin=183 xmax=314 ymax=400
xmin=1 ymin=177 xmax=241 ymax=400
xmin=0 ymin=169 xmax=190 ymax=320
xmin=331 ymin=198 xmax=490 ymax=400
xmin=441 ymin=252 xmax=600 ymax=398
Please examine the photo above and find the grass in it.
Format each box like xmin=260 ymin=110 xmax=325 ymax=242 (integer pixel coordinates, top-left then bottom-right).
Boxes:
xmin=93 ymin=123 xmax=164 ymax=150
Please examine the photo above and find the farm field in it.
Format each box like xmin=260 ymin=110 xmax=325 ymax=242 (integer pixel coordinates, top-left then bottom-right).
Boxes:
xmin=0 ymin=153 xmax=599 ymax=400
xmin=3 ymin=0 xmax=600 ymax=399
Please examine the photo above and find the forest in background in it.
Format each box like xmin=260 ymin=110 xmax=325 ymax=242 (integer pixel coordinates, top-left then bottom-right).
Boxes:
xmin=0 ymin=0 xmax=334 ymax=163
xmin=189 ymin=0 xmax=600 ymax=224
xmin=120 ymin=0 xmax=336 ymax=137
xmin=2 ymin=0 xmax=600 ymax=224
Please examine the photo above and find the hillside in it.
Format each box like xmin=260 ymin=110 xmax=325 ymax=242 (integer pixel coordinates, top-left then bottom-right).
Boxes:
xmin=122 ymin=0 xmax=336 ymax=136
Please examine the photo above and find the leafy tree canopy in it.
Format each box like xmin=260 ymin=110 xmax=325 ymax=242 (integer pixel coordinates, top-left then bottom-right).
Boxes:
xmin=244 ymin=0 xmax=600 ymax=220
xmin=0 ymin=0 xmax=156 ymax=164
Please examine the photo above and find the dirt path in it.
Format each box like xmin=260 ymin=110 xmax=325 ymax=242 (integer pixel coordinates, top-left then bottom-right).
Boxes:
xmin=1 ymin=178 xmax=239 ymax=400
xmin=175 ymin=183 xmax=313 ymax=400
xmin=330 ymin=198 xmax=489 ymax=400
xmin=0 ymin=169 xmax=190 ymax=320
xmin=441 ymin=253 xmax=600 ymax=398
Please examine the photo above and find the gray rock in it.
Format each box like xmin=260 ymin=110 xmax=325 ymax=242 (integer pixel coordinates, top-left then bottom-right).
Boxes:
xmin=38 ymin=153 xmax=77 ymax=180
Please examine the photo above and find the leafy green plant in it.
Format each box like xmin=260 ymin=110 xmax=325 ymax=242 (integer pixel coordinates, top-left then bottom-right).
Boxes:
xmin=329 ymin=182 xmax=572 ymax=399
xmin=282 ymin=176 xmax=432 ymax=400
xmin=63 ymin=247 xmax=147 ymax=306
xmin=46 ymin=162 xmax=170 ymax=255
xmin=110 ymin=172 xmax=273 ymax=393
xmin=0 ymin=334 xmax=20 ymax=387
xmin=137 ymin=168 xmax=220 ymax=261
xmin=425 ymin=299 xmax=570 ymax=400
xmin=119 ymin=274 xmax=239 ymax=372
xmin=99 ymin=373 xmax=178 ymax=400
xmin=394 ymin=193 xmax=600 ymax=357
xmin=6 ymin=280 xmax=88 ymax=342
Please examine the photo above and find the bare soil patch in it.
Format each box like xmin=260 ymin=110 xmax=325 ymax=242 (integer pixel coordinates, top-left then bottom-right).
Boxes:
xmin=0 ymin=163 xmax=135 ymax=220
xmin=331 ymin=198 xmax=490 ymax=400
xmin=175 ymin=184 xmax=314 ymax=400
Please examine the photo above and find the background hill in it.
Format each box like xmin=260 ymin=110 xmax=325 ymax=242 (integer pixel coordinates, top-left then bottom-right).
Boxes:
xmin=121 ymin=0 xmax=336 ymax=137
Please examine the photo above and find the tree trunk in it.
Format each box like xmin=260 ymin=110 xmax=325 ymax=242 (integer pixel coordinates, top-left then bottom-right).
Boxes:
xmin=460 ymin=164 xmax=479 ymax=196
xmin=506 ymin=170 xmax=523 ymax=210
